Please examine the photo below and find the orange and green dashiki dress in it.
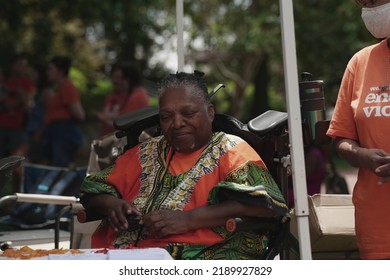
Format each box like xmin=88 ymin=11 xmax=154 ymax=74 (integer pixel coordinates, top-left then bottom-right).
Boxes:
xmin=80 ymin=132 xmax=289 ymax=259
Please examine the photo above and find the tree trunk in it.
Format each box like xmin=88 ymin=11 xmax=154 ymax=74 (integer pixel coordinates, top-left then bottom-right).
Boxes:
xmin=228 ymin=55 xmax=262 ymax=120
xmin=250 ymin=53 xmax=270 ymax=120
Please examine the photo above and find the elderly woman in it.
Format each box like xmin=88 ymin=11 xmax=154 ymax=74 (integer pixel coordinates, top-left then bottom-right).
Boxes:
xmin=80 ymin=71 xmax=288 ymax=259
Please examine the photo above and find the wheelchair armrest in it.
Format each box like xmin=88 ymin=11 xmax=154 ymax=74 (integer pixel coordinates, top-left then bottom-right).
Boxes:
xmin=76 ymin=209 xmax=104 ymax=223
xmin=0 ymin=156 xmax=25 ymax=173
xmin=0 ymin=193 xmax=78 ymax=208
xmin=114 ymin=106 xmax=159 ymax=138
xmin=226 ymin=216 xmax=284 ymax=235
xmin=247 ymin=110 xmax=288 ymax=137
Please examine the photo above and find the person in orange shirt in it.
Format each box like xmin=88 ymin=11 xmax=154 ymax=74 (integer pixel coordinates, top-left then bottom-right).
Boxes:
xmin=327 ymin=0 xmax=390 ymax=259
xmin=40 ymin=56 xmax=85 ymax=167
xmin=92 ymin=63 xmax=150 ymax=136
xmin=0 ymin=54 xmax=35 ymax=159
xmin=80 ymin=71 xmax=289 ymax=259
xmin=0 ymin=54 xmax=36 ymax=193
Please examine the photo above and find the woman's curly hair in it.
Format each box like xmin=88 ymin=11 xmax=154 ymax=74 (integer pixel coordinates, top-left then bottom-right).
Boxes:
xmin=157 ymin=70 xmax=210 ymax=105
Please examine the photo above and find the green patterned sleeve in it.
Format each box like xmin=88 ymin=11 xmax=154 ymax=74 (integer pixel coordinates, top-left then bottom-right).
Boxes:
xmin=208 ymin=161 xmax=289 ymax=218
xmin=79 ymin=166 xmax=121 ymax=199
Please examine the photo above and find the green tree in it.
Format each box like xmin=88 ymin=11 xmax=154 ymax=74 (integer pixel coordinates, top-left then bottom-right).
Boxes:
xmin=0 ymin=0 xmax=377 ymax=120
xmin=294 ymin=0 xmax=377 ymax=107
xmin=183 ymin=0 xmax=377 ymax=120
xmin=183 ymin=0 xmax=283 ymax=120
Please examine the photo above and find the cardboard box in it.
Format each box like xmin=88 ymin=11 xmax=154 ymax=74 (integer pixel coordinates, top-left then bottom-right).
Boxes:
xmin=290 ymin=194 xmax=358 ymax=253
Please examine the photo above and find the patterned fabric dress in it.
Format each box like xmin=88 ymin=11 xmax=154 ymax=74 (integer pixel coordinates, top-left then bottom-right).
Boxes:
xmin=80 ymin=132 xmax=289 ymax=259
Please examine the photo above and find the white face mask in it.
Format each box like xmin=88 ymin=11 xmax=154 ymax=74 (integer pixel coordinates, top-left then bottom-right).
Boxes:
xmin=362 ymin=2 xmax=390 ymax=39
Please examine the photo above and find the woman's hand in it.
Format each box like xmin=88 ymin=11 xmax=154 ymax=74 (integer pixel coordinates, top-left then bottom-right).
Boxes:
xmin=359 ymin=148 xmax=390 ymax=172
xmin=352 ymin=148 xmax=390 ymax=183
xmin=335 ymin=138 xmax=390 ymax=184
xmin=105 ymin=198 xmax=142 ymax=232
xmin=336 ymin=138 xmax=390 ymax=170
xmin=142 ymin=210 xmax=191 ymax=238
xmin=373 ymin=156 xmax=390 ymax=184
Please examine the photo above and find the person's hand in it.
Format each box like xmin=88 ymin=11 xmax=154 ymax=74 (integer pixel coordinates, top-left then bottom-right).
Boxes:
xmin=105 ymin=199 xmax=142 ymax=232
xmin=91 ymin=109 xmax=112 ymax=125
xmin=91 ymin=109 xmax=102 ymax=119
xmin=358 ymin=148 xmax=390 ymax=172
xmin=141 ymin=209 xmax=191 ymax=238
xmin=373 ymin=156 xmax=390 ymax=184
xmin=358 ymin=148 xmax=390 ymax=184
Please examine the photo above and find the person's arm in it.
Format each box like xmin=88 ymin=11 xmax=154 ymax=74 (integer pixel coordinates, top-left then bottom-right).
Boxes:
xmin=91 ymin=95 xmax=118 ymax=128
xmin=188 ymin=200 xmax=275 ymax=228
xmin=335 ymin=137 xmax=390 ymax=183
xmin=335 ymin=137 xmax=390 ymax=170
xmin=92 ymin=106 xmax=116 ymax=127
xmin=142 ymin=200 xmax=275 ymax=238
xmin=69 ymin=102 xmax=85 ymax=122
xmin=82 ymin=194 xmax=141 ymax=232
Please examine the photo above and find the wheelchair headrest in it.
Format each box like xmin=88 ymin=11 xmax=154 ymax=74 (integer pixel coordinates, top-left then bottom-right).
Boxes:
xmin=248 ymin=110 xmax=288 ymax=137
xmin=114 ymin=106 xmax=159 ymax=139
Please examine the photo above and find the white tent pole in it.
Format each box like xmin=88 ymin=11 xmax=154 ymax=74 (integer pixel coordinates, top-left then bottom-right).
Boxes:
xmin=279 ymin=0 xmax=312 ymax=260
xmin=176 ymin=0 xmax=184 ymax=72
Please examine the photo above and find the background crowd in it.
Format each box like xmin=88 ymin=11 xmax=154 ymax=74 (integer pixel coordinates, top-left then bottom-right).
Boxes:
xmin=0 ymin=53 xmax=151 ymax=193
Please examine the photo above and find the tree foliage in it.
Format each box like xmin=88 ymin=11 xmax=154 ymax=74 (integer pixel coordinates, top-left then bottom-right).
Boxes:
xmin=294 ymin=0 xmax=377 ymax=107
xmin=0 ymin=0 xmax=377 ymax=120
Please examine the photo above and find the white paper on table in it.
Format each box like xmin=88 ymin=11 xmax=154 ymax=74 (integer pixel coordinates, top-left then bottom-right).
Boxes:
xmin=108 ymin=248 xmax=173 ymax=260
xmin=48 ymin=252 xmax=108 ymax=260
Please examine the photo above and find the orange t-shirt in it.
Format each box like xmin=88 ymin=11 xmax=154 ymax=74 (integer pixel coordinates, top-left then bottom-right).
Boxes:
xmin=0 ymin=77 xmax=35 ymax=129
xmin=44 ymin=79 xmax=80 ymax=124
xmin=327 ymin=39 xmax=390 ymax=259
xmin=100 ymin=87 xmax=149 ymax=135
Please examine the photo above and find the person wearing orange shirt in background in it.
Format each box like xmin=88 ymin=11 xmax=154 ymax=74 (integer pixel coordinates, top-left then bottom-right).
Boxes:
xmin=327 ymin=0 xmax=390 ymax=259
xmin=41 ymin=55 xmax=85 ymax=167
xmin=0 ymin=54 xmax=35 ymax=193
xmin=0 ymin=54 xmax=35 ymax=159
xmin=92 ymin=63 xmax=150 ymax=137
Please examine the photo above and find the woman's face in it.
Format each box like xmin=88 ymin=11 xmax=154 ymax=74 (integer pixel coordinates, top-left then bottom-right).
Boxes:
xmin=46 ymin=62 xmax=60 ymax=83
xmin=111 ymin=69 xmax=128 ymax=94
xmin=159 ymin=86 xmax=215 ymax=154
